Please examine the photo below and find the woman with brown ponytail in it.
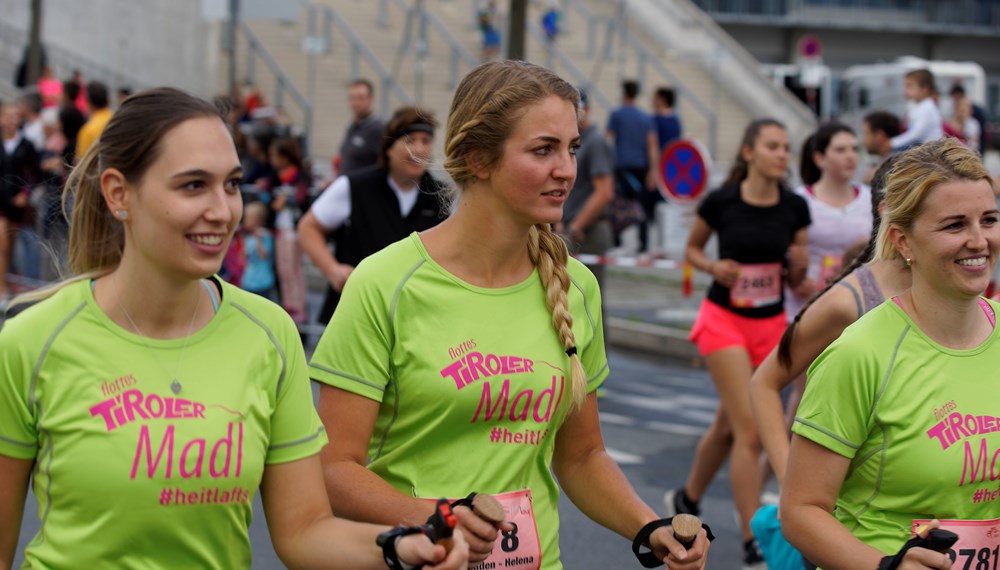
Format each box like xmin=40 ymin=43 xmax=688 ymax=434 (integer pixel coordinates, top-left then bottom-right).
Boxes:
xmin=310 ymin=60 xmax=711 ymax=570
xmin=0 ymin=88 xmax=469 ymax=569
xmin=665 ymin=119 xmax=810 ymax=569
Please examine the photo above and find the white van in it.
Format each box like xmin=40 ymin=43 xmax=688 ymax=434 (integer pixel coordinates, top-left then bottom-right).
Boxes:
xmin=837 ymin=56 xmax=986 ymax=131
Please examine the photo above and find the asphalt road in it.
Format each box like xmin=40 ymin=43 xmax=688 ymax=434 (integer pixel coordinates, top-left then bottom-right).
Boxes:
xmin=13 ymin=347 xmax=754 ymax=569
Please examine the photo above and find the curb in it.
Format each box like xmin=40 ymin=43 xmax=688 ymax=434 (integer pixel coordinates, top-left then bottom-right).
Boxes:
xmin=606 ymin=317 xmax=701 ymax=360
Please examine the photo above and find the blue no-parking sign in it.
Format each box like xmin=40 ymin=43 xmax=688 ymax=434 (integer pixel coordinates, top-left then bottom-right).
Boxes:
xmin=658 ymin=140 xmax=708 ymax=202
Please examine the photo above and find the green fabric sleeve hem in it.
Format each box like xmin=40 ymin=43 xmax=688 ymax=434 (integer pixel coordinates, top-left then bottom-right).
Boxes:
xmin=309 ymin=364 xmax=386 ymax=403
xmin=792 ymin=418 xmax=859 ymax=459
xmin=0 ymin=442 xmax=37 ymax=460
xmin=586 ymin=362 xmax=610 ymax=393
xmin=265 ymin=430 xmax=329 ymax=465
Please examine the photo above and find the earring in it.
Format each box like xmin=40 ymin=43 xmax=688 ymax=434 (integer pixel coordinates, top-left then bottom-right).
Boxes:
xmin=905 ymin=257 xmax=912 ymax=267
xmin=116 ymin=210 xmax=128 ymax=220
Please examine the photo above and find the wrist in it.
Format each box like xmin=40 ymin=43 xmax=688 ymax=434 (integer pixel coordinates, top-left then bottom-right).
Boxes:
xmin=705 ymin=261 xmax=716 ymax=275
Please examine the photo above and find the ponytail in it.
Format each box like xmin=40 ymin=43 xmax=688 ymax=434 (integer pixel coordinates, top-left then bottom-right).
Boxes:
xmin=8 ymin=87 xmax=223 ymax=311
xmin=799 ymin=134 xmax=821 ymax=186
xmin=726 ymin=118 xmax=785 ymax=186
xmin=527 ymin=224 xmax=587 ymax=412
xmin=64 ymin=142 xmax=124 ymax=276
xmin=725 ymin=156 xmax=748 ymax=186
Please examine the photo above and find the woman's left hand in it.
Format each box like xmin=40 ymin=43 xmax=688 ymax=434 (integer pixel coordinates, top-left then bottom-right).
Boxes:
xmin=648 ymin=526 xmax=710 ymax=570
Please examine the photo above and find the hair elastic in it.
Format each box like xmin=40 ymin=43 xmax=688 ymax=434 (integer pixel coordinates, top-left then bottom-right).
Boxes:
xmin=565 ymin=346 xmax=577 ymax=357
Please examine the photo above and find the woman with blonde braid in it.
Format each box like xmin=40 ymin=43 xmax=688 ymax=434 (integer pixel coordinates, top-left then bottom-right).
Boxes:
xmin=310 ymin=60 xmax=712 ymax=570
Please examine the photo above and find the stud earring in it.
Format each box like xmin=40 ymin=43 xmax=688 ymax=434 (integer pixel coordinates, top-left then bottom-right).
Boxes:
xmin=905 ymin=257 xmax=912 ymax=267
xmin=116 ymin=210 xmax=128 ymax=220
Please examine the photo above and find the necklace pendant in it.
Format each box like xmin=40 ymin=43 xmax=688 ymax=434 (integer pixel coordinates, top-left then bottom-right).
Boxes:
xmin=170 ymin=379 xmax=182 ymax=395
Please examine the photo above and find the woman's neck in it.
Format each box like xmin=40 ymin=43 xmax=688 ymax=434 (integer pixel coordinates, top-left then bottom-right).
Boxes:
xmin=740 ymin=172 xmax=780 ymax=206
xmin=899 ymin=282 xmax=991 ymax=350
xmin=811 ymin=176 xmax=855 ymax=208
xmin=96 ymin=262 xmax=214 ymax=339
xmin=869 ymin=259 xmax=912 ymax=300
xmin=420 ymin=192 xmax=534 ymax=288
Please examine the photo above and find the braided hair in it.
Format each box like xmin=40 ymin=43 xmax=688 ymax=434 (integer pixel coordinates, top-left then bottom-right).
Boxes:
xmin=443 ymin=60 xmax=588 ymax=410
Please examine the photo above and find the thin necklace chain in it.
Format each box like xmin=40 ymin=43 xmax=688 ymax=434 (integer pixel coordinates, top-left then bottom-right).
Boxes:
xmin=112 ymin=273 xmax=204 ymax=395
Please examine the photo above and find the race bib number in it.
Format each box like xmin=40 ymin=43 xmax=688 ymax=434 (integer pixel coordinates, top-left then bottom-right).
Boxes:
xmin=426 ymin=490 xmax=541 ymax=570
xmin=818 ymin=255 xmax=843 ymax=286
xmin=730 ymin=263 xmax=782 ymax=308
xmin=912 ymin=518 xmax=1000 ymax=570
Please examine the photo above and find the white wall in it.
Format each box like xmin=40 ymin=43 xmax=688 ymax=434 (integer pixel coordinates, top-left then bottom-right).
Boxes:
xmin=0 ymin=0 xmax=219 ymax=95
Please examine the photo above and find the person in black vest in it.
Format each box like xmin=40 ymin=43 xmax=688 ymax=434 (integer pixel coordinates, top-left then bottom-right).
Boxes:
xmin=298 ymin=105 xmax=448 ymax=324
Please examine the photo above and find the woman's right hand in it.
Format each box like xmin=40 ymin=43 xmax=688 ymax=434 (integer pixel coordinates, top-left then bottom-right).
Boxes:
xmin=711 ymin=259 xmax=741 ymax=288
xmin=396 ymin=529 xmax=470 ymax=570
xmin=895 ymin=521 xmax=953 ymax=570
xmin=896 ymin=547 xmax=953 ymax=570
xmin=451 ymin=505 xmax=514 ymax=564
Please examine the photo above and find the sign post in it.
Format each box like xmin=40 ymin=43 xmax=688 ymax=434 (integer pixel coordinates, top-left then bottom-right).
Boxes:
xmin=656 ymin=139 xmax=711 ymax=259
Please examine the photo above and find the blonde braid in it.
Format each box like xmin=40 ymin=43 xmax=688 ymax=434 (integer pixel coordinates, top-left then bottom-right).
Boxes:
xmin=445 ymin=118 xmax=482 ymax=159
xmin=528 ymin=224 xmax=587 ymax=411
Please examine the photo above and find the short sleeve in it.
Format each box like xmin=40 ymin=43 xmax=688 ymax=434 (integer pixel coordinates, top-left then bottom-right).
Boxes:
xmin=588 ymin=139 xmax=615 ymax=178
xmin=309 ymin=263 xmax=393 ymax=402
xmin=606 ymin=111 xmax=619 ymax=136
xmin=0 ymin=322 xmax=39 ymax=459
xmin=697 ymin=188 xmax=723 ymax=229
xmin=792 ymin=193 xmax=811 ymax=231
xmin=309 ymin=176 xmax=352 ymax=230
xmin=571 ymin=263 xmax=610 ymax=393
xmin=266 ymin=314 xmax=328 ymax=464
xmin=792 ymin=333 xmax=878 ymax=459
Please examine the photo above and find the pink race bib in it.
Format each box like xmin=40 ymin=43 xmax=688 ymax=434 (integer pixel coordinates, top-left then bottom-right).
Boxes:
xmin=912 ymin=518 xmax=1000 ymax=568
xmin=818 ymin=255 xmax=843 ymax=286
xmin=426 ymin=489 xmax=541 ymax=570
xmin=730 ymin=263 xmax=782 ymax=308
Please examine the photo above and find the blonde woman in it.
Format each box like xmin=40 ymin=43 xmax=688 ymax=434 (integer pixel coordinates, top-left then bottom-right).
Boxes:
xmin=782 ymin=139 xmax=1000 ymax=569
xmin=0 ymin=88 xmax=468 ymax=570
xmin=311 ymin=60 xmax=712 ymax=570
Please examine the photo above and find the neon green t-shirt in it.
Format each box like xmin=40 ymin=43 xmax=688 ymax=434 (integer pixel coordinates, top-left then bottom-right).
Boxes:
xmin=309 ymin=233 xmax=609 ymax=570
xmin=794 ymin=299 xmax=1000 ymax=556
xmin=0 ymin=278 xmax=327 ymax=569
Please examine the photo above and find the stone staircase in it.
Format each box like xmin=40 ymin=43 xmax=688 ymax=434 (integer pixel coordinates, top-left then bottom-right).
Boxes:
xmin=235 ymin=0 xmax=812 ymax=175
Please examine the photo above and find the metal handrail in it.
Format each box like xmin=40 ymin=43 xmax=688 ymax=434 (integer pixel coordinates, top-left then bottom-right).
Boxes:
xmin=238 ymin=20 xmax=313 ymax=149
xmin=383 ymin=0 xmax=479 ymax=89
xmin=526 ymin=23 xmax=612 ymax=113
xmin=313 ymin=3 xmax=413 ymax=115
xmin=557 ymin=0 xmax=719 ymax=156
xmin=651 ymin=0 xmax=816 ymax=129
xmin=0 ymin=17 xmax=144 ymax=94
xmin=558 ymin=0 xmax=601 ymax=57
xmin=613 ymin=24 xmax=719 ymax=156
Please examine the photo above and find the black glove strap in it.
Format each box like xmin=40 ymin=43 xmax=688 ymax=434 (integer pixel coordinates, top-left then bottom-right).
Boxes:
xmin=450 ymin=492 xmax=477 ymax=510
xmin=631 ymin=517 xmax=716 ymax=568
xmin=377 ymin=526 xmax=425 ymax=570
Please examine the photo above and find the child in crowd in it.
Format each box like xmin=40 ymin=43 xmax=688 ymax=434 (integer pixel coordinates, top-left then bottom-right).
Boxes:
xmin=239 ymin=201 xmax=277 ymax=300
xmin=890 ymin=68 xmax=943 ymax=151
